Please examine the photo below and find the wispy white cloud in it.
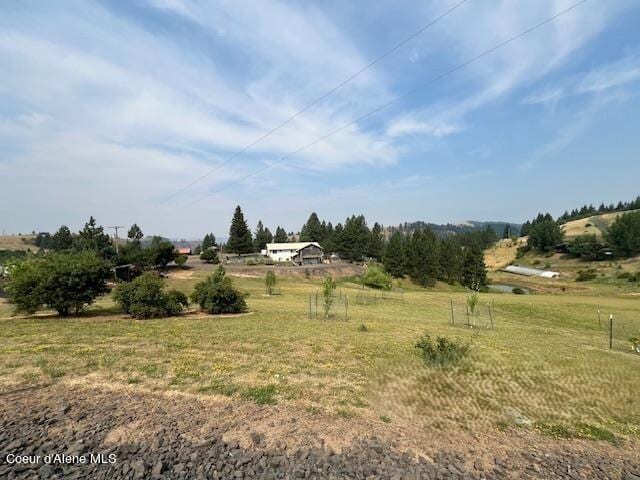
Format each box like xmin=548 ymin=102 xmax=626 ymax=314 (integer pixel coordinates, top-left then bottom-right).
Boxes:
xmin=523 ymin=52 xmax=640 ymax=105
xmin=386 ymin=117 xmax=463 ymax=138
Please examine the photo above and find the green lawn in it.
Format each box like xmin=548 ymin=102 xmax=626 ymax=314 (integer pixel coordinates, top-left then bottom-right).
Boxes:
xmin=1 ymin=268 xmax=639 ymax=442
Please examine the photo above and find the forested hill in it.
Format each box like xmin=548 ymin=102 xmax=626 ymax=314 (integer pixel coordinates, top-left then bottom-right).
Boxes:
xmin=387 ymin=221 xmax=521 ymax=238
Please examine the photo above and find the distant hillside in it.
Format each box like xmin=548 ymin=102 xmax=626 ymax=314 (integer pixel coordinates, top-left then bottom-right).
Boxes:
xmin=561 ymin=209 xmax=639 ymax=239
xmin=387 ymin=220 xmax=521 ymax=238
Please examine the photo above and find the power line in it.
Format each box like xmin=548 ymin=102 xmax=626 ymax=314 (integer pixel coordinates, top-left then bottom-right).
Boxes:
xmin=187 ymin=0 xmax=587 ymax=205
xmin=163 ymin=0 xmax=469 ymax=202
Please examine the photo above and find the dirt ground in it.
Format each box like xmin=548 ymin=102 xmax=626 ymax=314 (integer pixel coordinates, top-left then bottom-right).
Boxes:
xmin=1 ymin=381 xmax=638 ymax=479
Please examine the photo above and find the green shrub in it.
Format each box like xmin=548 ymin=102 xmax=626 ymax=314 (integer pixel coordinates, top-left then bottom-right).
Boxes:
xmin=358 ymin=323 xmax=368 ymax=332
xmin=322 ymin=275 xmax=336 ymax=318
xmin=175 ymin=254 xmax=188 ymax=267
xmin=190 ymin=266 xmax=247 ymax=314
xmin=361 ymin=264 xmax=392 ymax=290
xmin=5 ymin=251 xmax=111 ymax=316
xmin=114 ymin=272 xmax=188 ymax=319
xmin=512 ymin=287 xmax=525 ymax=295
xmin=199 ymin=248 xmax=219 ymax=264
xmin=415 ymin=332 xmax=470 ymax=368
xmin=576 ymin=269 xmax=597 ymax=282
xmin=265 ymin=270 xmax=276 ymax=295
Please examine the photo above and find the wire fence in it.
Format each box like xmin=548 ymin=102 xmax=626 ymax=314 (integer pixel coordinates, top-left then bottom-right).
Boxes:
xmin=354 ymin=287 xmax=404 ymax=305
xmin=596 ymin=311 xmax=640 ymax=354
xmin=308 ymin=292 xmax=349 ymax=321
xmin=448 ymin=299 xmax=496 ymax=330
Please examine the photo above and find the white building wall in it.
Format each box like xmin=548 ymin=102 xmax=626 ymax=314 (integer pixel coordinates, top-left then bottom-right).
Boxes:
xmin=267 ymin=249 xmax=297 ymax=262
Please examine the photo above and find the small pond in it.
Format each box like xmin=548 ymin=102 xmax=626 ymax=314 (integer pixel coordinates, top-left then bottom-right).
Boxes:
xmin=488 ymin=284 xmax=530 ymax=294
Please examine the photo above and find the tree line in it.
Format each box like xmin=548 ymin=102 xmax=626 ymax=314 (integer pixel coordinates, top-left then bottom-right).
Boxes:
xmin=224 ymin=206 xmax=489 ymax=289
xmin=520 ymin=206 xmax=640 ymax=260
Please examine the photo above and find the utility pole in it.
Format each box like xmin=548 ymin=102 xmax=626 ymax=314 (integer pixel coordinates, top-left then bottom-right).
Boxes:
xmin=108 ymin=225 xmax=125 ymax=255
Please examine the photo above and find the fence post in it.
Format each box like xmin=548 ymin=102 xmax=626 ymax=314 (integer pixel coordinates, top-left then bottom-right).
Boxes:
xmin=450 ymin=299 xmax=455 ymax=326
xmin=488 ymin=304 xmax=494 ymax=330
xmin=345 ymin=295 xmax=349 ymax=321
xmin=597 ymin=309 xmax=601 ymax=329
xmin=609 ymin=314 xmax=613 ymax=350
xmin=315 ymin=292 xmax=318 ymax=320
xmin=466 ymin=303 xmax=470 ymax=328
xmin=309 ymin=295 xmax=311 ymax=319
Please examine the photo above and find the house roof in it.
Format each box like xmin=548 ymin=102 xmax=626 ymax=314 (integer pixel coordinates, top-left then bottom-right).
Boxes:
xmin=177 ymin=247 xmax=191 ymax=254
xmin=266 ymin=242 xmax=323 ymax=252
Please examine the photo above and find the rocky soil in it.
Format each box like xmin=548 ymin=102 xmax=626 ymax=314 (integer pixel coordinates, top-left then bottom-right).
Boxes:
xmin=1 ymin=383 xmax=638 ymax=479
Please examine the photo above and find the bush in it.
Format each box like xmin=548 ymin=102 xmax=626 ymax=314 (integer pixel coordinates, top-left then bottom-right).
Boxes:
xmin=415 ymin=332 xmax=470 ymax=368
xmin=175 ymin=255 xmax=188 ymax=267
xmin=5 ymin=251 xmax=111 ymax=316
xmin=576 ymin=269 xmax=598 ymax=282
xmin=191 ymin=266 xmax=247 ymax=314
xmin=200 ymin=248 xmax=219 ymax=264
xmin=114 ymin=272 xmax=188 ymax=319
xmin=512 ymin=287 xmax=525 ymax=295
xmin=361 ymin=264 xmax=392 ymax=290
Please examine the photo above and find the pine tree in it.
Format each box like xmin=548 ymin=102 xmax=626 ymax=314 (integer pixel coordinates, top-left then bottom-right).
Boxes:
xmin=502 ymin=224 xmax=511 ymax=239
xmin=227 ymin=206 xmax=253 ymax=254
xmin=338 ymin=215 xmax=370 ymax=262
xmin=407 ymin=229 xmax=440 ymax=287
xmin=383 ymin=231 xmax=406 ymax=278
xmin=202 ymin=233 xmax=217 ymax=251
xmin=52 ymin=225 xmax=74 ymax=251
xmin=300 ymin=212 xmax=323 ymax=242
xmin=273 ymin=226 xmax=288 ymax=243
xmin=439 ymin=237 xmax=463 ymax=284
xmin=127 ymin=224 xmax=144 ymax=246
xmin=368 ymin=222 xmax=385 ymax=260
xmin=75 ymin=216 xmax=114 ymax=258
xmin=254 ymin=220 xmax=273 ymax=252
xmin=461 ymin=242 xmax=487 ymax=288
xmin=323 ymin=222 xmax=336 ymax=253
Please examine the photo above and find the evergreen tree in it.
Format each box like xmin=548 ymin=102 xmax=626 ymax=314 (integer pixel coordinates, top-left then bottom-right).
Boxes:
xmin=461 ymin=243 xmax=487 ymax=289
xmin=74 ymin=216 xmax=114 ymax=259
xmin=227 ymin=206 xmax=253 ymax=254
xmin=383 ymin=231 xmax=407 ymax=278
xmin=273 ymin=226 xmax=288 ymax=243
xmin=407 ymin=229 xmax=440 ymax=287
xmin=254 ymin=220 xmax=273 ymax=251
xmin=502 ymin=224 xmax=511 ymax=239
xmin=51 ymin=225 xmax=74 ymax=251
xmin=300 ymin=212 xmax=324 ymax=242
xmin=527 ymin=220 xmax=564 ymax=252
xmin=332 ymin=223 xmax=344 ymax=256
xmin=520 ymin=221 xmax=532 ymax=237
xmin=338 ymin=215 xmax=370 ymax=262
xmin=439 ymin=237 xmax=463 ymax=284
xmin=323 ymin=222 xmax=336 ymax=253
xmin=368 ymin=222 xmax=385 ymax=260
xmin=127 ymin=224 xmax=144 ymax=246
xmin=605 ymin=211 xmax=640 ymax=257
xmin=201 ymin=233 xmax=217 ymax=251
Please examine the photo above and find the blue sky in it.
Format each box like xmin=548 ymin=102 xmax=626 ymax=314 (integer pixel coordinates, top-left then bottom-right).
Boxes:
xmin=1 ymin=0 xmax=639 ymax=238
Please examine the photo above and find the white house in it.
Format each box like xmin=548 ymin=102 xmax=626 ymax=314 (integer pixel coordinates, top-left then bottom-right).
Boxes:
xmin=263 ymin=242 xmax=324 ymax=265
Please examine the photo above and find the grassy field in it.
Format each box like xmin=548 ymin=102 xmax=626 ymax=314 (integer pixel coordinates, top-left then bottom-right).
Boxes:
xmin=0 ymin=234 xmax=38 ymax=252
xmin=1 ymin=261 xmax=639 ymax=444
